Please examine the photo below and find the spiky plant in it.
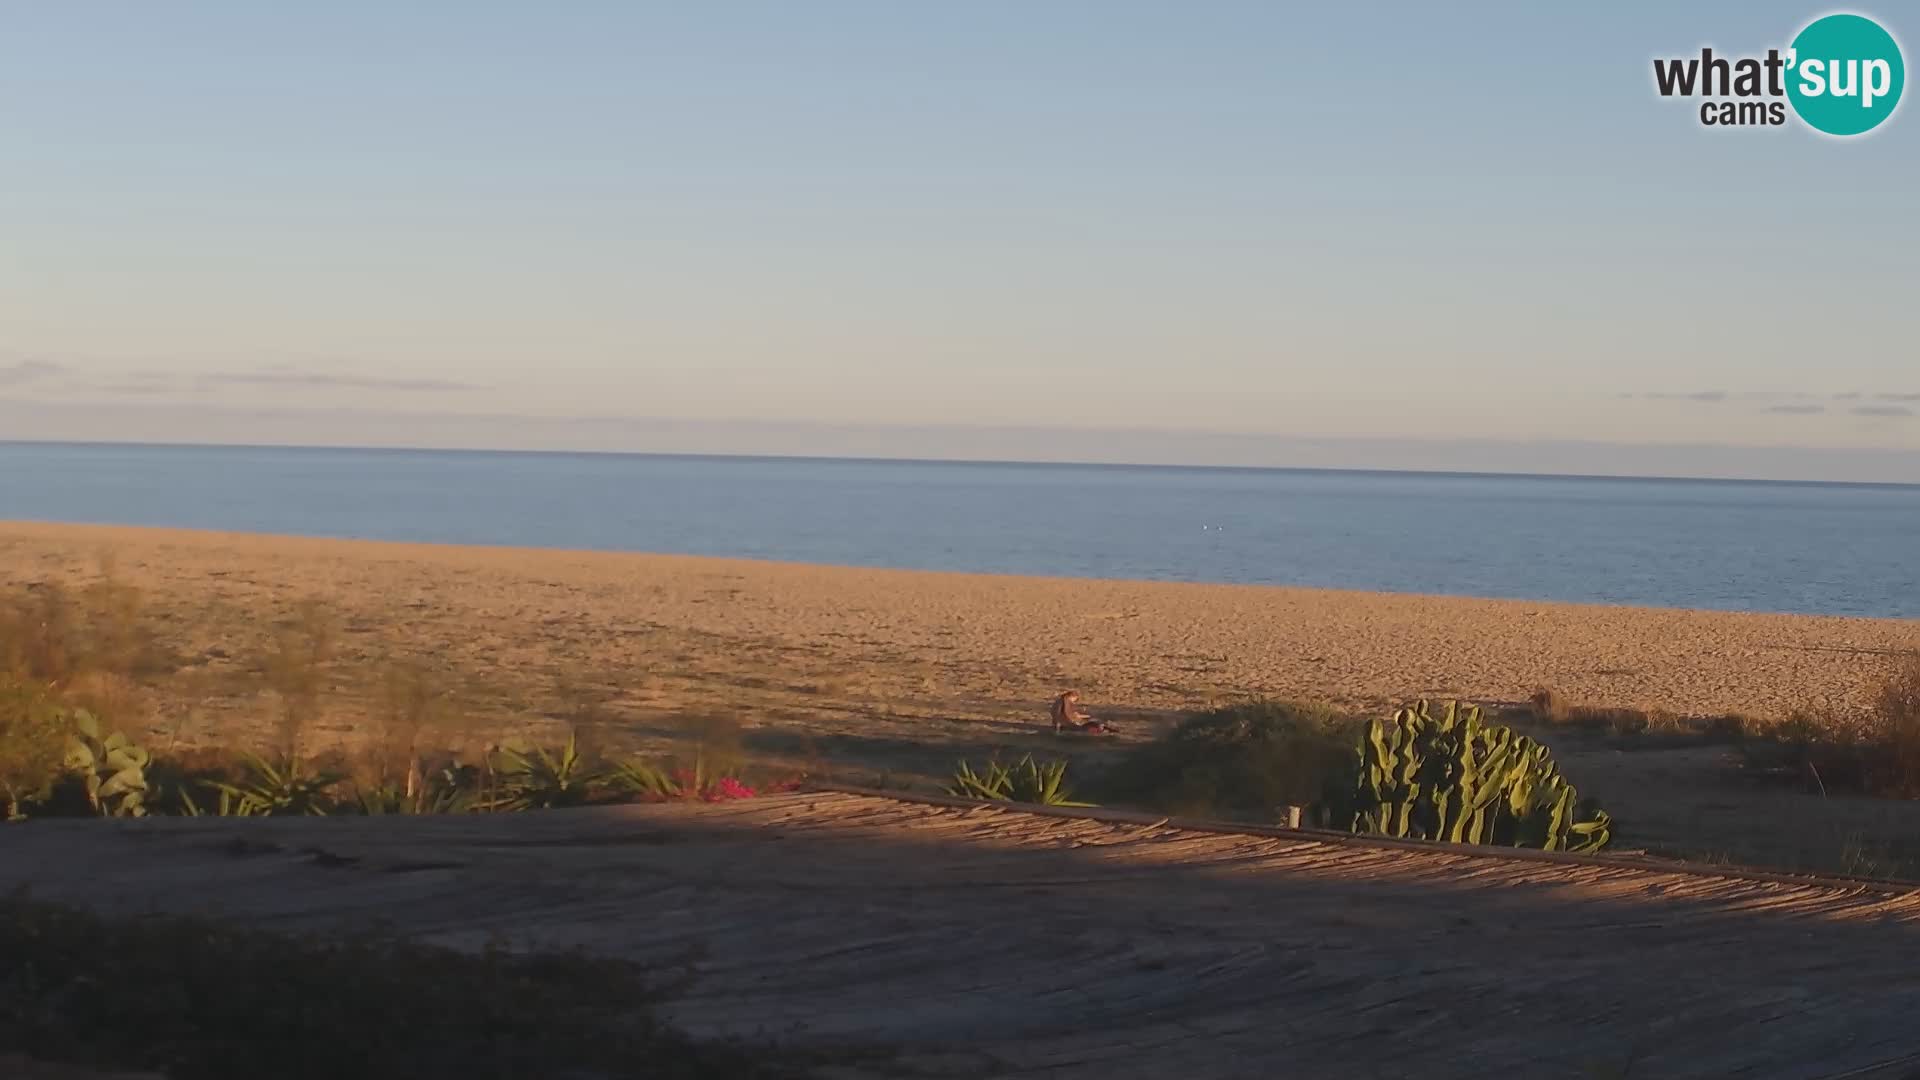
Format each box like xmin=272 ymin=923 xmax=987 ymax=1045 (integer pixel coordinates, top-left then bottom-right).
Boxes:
xmin=202 ymin=752 xmax=345 ymax=817
xmin=490 ymin=732 xmax=598 ymax=810
xmin=948 ymin=755 xmax=1093 ymax=807
xmin=354 ymin=763 xmax=481 ymax=815
xmin=606 ymin=757 xmax=679 ymax=800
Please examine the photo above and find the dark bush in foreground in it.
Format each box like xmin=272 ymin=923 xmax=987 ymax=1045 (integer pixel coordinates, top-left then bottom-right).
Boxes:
xmin=0 ymin=896 xmax=797 ymax=1080
xmin=1094 ymin=701 xmax=1361 ymax=823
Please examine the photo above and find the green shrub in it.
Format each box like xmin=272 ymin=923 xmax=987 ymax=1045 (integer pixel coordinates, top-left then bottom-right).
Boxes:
xmin=198 ymin=752 xmax=347 ymax=817
xmin=353 ymin=762 xmax=482 ymax=815
xmin=0 ymin=680 xmax=66 ymax=820
xmin=489 ymin=731 xmax=599 ymax=810
xmin=1353 ymin=700 xmax=1611 ymax=852
xmin=1094 ymin=701 xmax=1360 ymax=822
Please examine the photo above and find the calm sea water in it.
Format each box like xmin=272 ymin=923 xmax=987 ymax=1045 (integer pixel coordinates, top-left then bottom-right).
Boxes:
xmin=3 ymin=441 xmax=1917 ymax=619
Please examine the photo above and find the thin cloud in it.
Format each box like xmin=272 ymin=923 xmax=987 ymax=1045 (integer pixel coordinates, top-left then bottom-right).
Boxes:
xmin=1764 ymin=404 xmax=1826 ymax=415
xmin=197 ymin=371 xmax=481 ymax=392
xmin=0 ymin=359 xmax=66 ymax=386
xmin=1852 ymin=405 xmax=1915 ymax=418
xmin=89 ymin=377 xmax=184 ymax=397
xmin=1627 ymin=390 xmax=1920 ymax=408
xmin=1641 ymin=391 xmax=1728 ymax=402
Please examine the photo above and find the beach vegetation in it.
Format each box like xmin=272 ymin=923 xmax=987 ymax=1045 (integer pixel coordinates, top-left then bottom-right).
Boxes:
xmin=353 ymin=764 xmax=484 ymax=815
xmin=1526 ymin=686 xmax=1741 ymax=746
xmin=262 ymin=598 xmax=335 ymax=762
xmin=0 ymin=680 xmax=66 ymax=820
xmin=1735 ymin=654 xmax=1920 ymax=798
xmin=3 ymin=703 xmax=801 ymax=820
xmin=608 ymin=758 xmax=778 ymax=802
xmin=948 ymin=754 xmax=1092 ymax=806
xmin=1352 ymin=700 xmax=1611 ymax=853
xmin=606 ymin=715 xmax=786 ymax=801
xmin=1528 ymin=686 xmax=1573 ymax=725
xmin=489 ymin=731 xmax=599 ymax=810
xmin=1861 ymin=654 xmax=1920 ymax=797
xmin=200 ymin=751 xmax=349 ymax=817
xmin=1094 ymin=700 xmax=1359 ymax=823
xmin=60 ymin=708 xmax=152 ymax=817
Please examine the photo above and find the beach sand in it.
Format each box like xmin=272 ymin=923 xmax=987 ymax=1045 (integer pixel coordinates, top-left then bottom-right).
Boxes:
xmin=6 ymin=520 xmax=1920 ymax=873
xmin=4 ymin=520 xmax=1912 ymax=730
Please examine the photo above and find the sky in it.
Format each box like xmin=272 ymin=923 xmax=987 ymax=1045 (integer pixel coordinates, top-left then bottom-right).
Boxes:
xmin=3 ymin=2 xmax=1917 ymax=479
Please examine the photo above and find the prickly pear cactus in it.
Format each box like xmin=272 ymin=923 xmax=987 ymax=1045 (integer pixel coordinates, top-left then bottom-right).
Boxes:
xmin=1352 ymin=700 xmax=1610 ymax=852
xmin=64 ymin=710 xmax=152 ymax=818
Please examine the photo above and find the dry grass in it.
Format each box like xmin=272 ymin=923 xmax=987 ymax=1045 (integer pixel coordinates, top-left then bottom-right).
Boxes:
xmin=1866 ymin=655 xmax=1920 ymax=796
xmin=1527 ymin=688 xmax=1715 ymax=743
xmin=1728 ymin=655 xmax=1920 ymax=798
xmin=0 ymin=681 xmax=66 ymax=819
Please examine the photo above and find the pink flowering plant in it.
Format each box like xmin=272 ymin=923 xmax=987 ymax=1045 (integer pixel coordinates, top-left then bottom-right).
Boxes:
xmin=610 ymin=753 xmax=801 ymax=803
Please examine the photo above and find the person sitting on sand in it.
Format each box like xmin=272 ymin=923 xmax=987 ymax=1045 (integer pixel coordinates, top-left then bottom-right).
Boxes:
xmin=1050 ymin=690 xmax=1114 ymax=734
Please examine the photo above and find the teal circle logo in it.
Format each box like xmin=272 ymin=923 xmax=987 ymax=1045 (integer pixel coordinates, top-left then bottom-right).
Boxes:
xmin=1786 ymin=13 xmax=1905 ymax=136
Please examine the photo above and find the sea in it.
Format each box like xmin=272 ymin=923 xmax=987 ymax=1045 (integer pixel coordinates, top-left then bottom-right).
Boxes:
xmin=3 ymin=441 xmax=1917 ymax=619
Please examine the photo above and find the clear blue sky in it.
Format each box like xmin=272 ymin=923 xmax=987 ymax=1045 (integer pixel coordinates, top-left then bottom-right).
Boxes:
xmin=3 ymin=2 xmax=1916 ymax=477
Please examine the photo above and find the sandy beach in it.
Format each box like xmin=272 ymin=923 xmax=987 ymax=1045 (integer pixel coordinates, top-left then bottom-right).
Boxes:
xmin=4 ymin=519 xmax=1915 ymax=742
xmin=8 ymin=518 xmax=1920 ymax=875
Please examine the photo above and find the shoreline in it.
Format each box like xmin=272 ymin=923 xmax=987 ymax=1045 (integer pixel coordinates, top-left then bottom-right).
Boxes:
xmin=4 ymin=517 xmax=1916 ymax=626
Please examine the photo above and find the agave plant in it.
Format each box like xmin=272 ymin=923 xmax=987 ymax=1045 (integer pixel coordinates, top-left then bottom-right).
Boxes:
xmin=202 ymin=752 xmax=346 ymax=817
xmin=64 ymin=710 xmax=151 ymax=817
xmin=606 ymin=754 xmax=771 ymax=802
xmin=606 ymin=757 xmax=679 ymax=800
xmin=354 ymin=763 xmax=480 ymax=815
xmin=948 ymin=755 xmax=1093 ymax=807
xmin=489 ymin=732 xmax=598 ymax=810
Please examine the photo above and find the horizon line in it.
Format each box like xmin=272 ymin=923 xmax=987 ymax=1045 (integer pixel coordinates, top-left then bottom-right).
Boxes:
xmin=7 ymin=436 xmax=1920 ymax=492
